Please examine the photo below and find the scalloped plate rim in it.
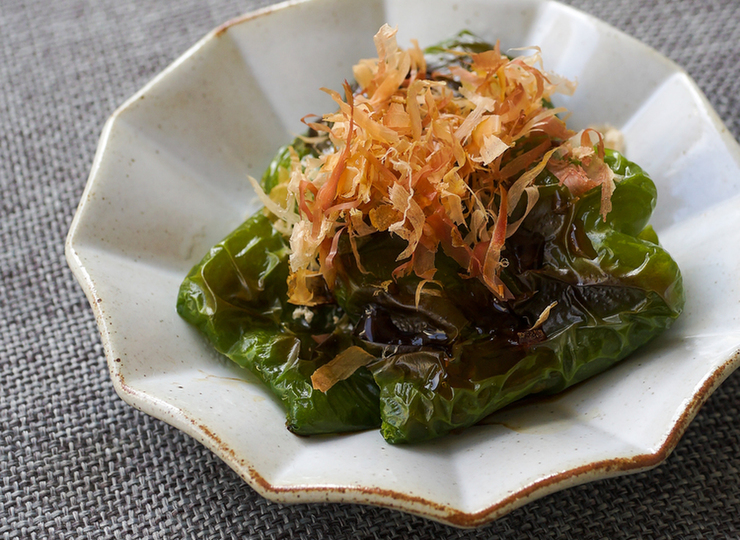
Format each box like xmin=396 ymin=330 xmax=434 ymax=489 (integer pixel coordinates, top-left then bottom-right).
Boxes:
xmin=65 ymin=0 xmax=740 ymax=528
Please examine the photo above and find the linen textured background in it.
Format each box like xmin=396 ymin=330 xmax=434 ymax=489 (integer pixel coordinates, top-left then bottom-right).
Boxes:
xmin=1 ymin=1 xmax=739 ymax=538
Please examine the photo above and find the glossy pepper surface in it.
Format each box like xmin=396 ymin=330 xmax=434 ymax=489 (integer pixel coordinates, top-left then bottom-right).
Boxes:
xmin=177 ymin=148 xmax=683 ymax=443
xmin=177 ymin=33 xmax=684 ymax=443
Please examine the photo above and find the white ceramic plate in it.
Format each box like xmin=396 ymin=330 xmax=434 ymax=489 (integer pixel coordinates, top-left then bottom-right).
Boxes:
xmin=66 ymin=0 xmax=740 ymax=527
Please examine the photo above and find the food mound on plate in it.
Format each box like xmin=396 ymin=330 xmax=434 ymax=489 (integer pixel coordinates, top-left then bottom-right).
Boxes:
xmin=177 ymin=25 xmax=684 ymax=444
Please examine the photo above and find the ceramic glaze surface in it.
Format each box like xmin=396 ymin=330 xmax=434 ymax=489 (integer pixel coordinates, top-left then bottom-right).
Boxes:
xmin=66 ymin=0 xmax=740 ymax=527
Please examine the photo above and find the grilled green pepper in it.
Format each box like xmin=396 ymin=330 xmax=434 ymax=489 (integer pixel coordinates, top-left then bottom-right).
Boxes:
xmin=335 ymin=150 xmax=684 ymax=443
xmin=177 ymin=32 xmax=684 ymax=444
xmin=177 ymin=212 xmax=381 ymax=435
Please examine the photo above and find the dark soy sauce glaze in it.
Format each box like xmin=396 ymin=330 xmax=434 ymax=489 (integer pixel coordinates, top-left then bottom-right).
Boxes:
xmin=334 ymin=219 xmax=562 ymax=386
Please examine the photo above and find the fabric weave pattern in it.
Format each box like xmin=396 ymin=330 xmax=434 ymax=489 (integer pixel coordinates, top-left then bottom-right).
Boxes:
xmin=1 ymin=1 xmax=739 ymax=538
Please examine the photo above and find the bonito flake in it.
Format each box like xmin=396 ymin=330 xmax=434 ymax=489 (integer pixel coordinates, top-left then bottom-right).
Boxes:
xmin=251 ymin=24 xmax=618 ymax=305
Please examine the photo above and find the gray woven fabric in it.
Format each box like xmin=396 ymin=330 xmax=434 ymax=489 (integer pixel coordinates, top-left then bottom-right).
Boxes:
xmin=2 ymin=0 xmax=739 ymax=538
